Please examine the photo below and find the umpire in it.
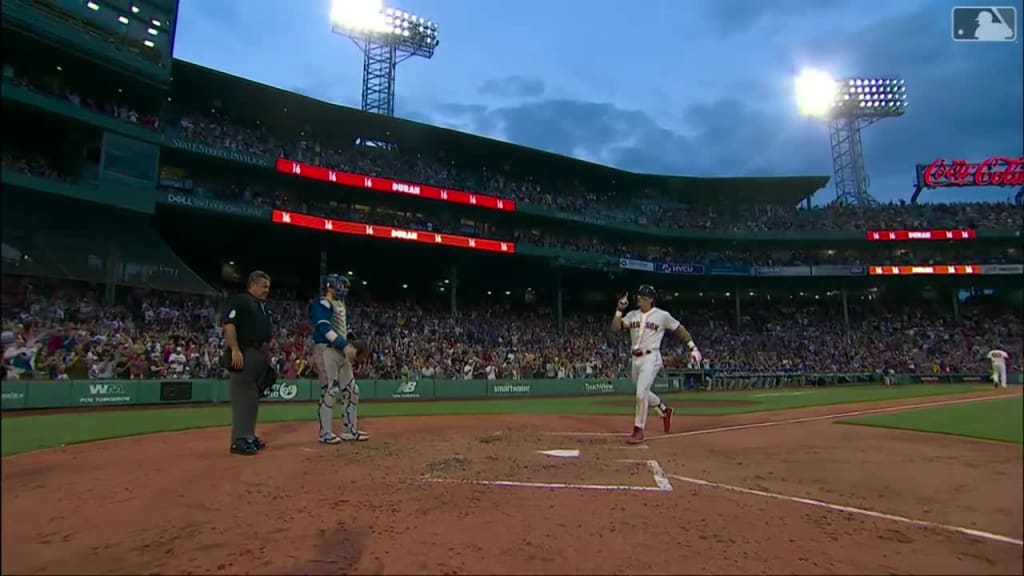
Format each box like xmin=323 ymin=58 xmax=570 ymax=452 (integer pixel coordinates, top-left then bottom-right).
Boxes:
xmin=222 ymin=270 xmax=274 ymax=456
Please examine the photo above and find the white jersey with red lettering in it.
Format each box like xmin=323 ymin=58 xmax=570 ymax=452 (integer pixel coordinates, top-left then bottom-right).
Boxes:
xmin=622 ymin=306 xmax=680 ymax=430
xmin=987 ymin=349 xmax=1009 ymax=387
xmin=623 ymin=307 xmax=680 ymax=359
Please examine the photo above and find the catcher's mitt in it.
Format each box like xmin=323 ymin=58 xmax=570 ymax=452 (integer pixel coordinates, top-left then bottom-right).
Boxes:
xmin=348 ymin=339 xmax=370 ymax=360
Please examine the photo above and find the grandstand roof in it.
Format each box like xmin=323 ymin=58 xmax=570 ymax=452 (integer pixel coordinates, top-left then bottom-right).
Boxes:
xmin=169 ymin=60 xmax=829 ymax=206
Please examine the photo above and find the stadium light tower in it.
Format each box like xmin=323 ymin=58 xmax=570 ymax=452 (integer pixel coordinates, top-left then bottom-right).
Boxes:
xmin=795 ymin=69 xmax=908 ymax=206
xmin=330 ymin=0 xmax=439 ymax=146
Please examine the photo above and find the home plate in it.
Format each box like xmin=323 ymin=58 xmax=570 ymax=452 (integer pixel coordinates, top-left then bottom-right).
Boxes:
xmin=537 ymin=449 xmax=580 ymax=458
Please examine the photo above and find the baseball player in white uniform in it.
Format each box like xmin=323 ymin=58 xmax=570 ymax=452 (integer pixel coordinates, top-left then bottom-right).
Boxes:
xmin=987 ymin=348 xmax=1009 ymax=388
xmin=611 ymin=284 xmax=703 ymax=444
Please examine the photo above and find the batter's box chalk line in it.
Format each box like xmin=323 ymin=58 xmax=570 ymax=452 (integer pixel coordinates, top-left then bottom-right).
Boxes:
xmin=419 ymin=459 xmax=673 ymax=492
xmin=667 ymin=473 xmax=1023 ymax=547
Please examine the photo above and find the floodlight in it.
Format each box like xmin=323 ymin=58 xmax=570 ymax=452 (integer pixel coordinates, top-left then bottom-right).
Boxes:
xmin=831 ymin=76 xmax=908 ymax=118
xmin=330 ymin=0 xmax=440 ymax=139
xmin=795 ymin=69 xmax=909 ymax=206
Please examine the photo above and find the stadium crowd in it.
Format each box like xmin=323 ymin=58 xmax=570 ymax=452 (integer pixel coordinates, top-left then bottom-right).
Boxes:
xmin=158 ymin=178 xmax=1024 ymax=267
xmin=3 ymin=278 xmax=1021 ymax=383
xmin=3 ymin=68 xmax=1022 ymax=386
xmin=171 ymin=110 xmax=1023 ymax=232
xmin=3 ymin=65 xmax=1021 ymax=234
xmin=4 ymin=148 xmax=1019 ymax=269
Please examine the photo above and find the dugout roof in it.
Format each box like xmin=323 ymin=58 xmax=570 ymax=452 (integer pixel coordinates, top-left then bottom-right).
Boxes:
xmin=169 ymin=60 xmax=829 ymax=207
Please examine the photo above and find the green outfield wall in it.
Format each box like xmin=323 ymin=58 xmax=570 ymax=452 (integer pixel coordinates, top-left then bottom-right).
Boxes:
xmin=1 ymin=373 xmax=1018 ymax=411
xmin=0 ymin=378 xmax=634 ymax=410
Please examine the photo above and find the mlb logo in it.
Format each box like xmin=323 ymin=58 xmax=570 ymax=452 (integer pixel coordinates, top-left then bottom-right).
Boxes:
xmin=951 ymin=6 xmax=1018 ymax=41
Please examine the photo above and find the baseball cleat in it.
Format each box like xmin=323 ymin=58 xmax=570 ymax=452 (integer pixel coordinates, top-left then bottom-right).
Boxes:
xmin=253 ymin=437 xmax=267 ymax=450
xmin=230 ymin=439 xmax=258 ymax=456
xmin=627 ymin=426 xmax=645 ymax=444
xmin=319 ymin=433 xmax=343 ymax=445
xmin=662 ymin=407 xmax=673 ymax=433
xmin=341 ymin=431 xmax=370 ymax=442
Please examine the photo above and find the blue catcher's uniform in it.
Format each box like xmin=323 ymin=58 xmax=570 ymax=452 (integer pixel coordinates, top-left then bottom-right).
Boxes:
xmin=310 ymin=274 xmax=369 ymax=443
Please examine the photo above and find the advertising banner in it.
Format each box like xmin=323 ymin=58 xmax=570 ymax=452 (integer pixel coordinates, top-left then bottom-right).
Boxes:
xmin=276 ymin=158 xmax=515 ymax=212
xmin=163 ymin=192 xmax=268 ymax=219
xmin=869 ymin=265 xmax=980 ymax=276
xmin=916 ymin=156 xmax=1024 ymax=188
xmin=619 ymin=258 xmax=654 ymax=272
xmin=1 ymin=382 xmax=27 ymax=410
xmin=656 ymin=262 xmax=705 ymax=275
xmin=754 ymin=265 xmax=811 ymax=277
xmin=709 ymin=265 xmax=754 ymax=276
xmin=980 ymin=264 xmax=1024 ymax=275
xmin=272 ymin=210 xmax=515 ymax=255
xmin=386 ymin=379 xmax=436 ymax=400
xmin=866 ymin=229 xmax=976 ymax=241
xmin=169 ymin=138 xmax=272 ymax=168
xmin=811 ymin=265 xmax=866 ymax=277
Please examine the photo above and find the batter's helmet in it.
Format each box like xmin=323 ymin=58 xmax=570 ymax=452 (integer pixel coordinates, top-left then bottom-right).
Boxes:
xmin=636 ymin=284 xmax=657 ymax=300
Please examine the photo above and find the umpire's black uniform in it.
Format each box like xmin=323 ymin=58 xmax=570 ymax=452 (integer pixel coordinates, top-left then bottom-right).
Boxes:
xmin=222 ymin=271 xmax=274 ymax=456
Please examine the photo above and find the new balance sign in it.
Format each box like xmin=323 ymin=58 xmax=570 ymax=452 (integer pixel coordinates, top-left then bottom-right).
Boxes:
xmin=393 ymin=381 xmax=420 ymax=399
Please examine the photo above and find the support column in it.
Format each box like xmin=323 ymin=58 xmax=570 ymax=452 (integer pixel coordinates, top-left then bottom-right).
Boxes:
xmin=842 ymin=289 xmax=850 ymax=331
xmin=734 ymin=289 xmax=741 ymax=329
xmin=555 ymin=268 xmax=564 ymax=335
xmin=104 ymin=245 xmax=120 ymax=306
xmin=449 ymin=263 xmax=458 ymax=319
xmin=951 ymin=289 xmax=960 ymax=323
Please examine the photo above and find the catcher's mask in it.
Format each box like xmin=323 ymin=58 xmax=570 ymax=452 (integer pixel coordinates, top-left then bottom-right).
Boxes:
xmin=322 ymin=274 xmax=350 ymax=298
xmin=636 ymin=284 xmax=657 ymax=302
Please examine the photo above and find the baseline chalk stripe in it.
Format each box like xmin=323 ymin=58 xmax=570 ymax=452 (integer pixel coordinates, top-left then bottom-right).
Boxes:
xmin=420 ymin=460 xmax=672 ymax=493
xmin=537 ymin=449 xmax=580 ymax=458
xmin=546 ymin=394 xmax=1009 ymax=441
xmin=667 ymin=474 xmax=1023 ymax=547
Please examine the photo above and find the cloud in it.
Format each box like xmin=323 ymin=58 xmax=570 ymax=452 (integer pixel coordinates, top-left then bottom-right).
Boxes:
xmin=407 ymin=1 xmax=1020 ymax=204
xmin=796 ymin=1 xmax=1023 ymax=198
xmin=409 ymin=96 xmax=825 ymax=180
xmin=704 ymin=0 xmax=851 ymax=34
xmin=477 ymin=76 xmax=546 ymax=99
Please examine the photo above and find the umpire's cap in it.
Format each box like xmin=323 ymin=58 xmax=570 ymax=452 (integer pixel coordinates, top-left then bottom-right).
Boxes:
xmin=637 ymin=284 xmax=657 ymax=299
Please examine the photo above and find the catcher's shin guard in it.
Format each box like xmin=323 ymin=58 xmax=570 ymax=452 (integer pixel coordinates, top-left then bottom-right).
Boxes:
xmin=319 ymin=381 xmax=340 ymax=436
xmin=340 ymin=377 xmax=360 ymax=435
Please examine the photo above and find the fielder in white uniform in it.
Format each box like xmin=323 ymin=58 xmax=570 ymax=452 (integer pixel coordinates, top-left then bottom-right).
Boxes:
xmin=987 ymin=349 xmax=1009 ymax=388
xmin=611 ymin=284 xmax=703 ymax=444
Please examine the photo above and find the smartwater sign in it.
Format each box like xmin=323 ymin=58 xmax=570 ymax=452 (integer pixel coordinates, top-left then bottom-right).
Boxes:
xmin=490 ymin=383 xmax=532 ymax=396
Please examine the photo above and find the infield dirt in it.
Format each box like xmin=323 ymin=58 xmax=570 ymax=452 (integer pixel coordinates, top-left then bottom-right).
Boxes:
xmin=2 ymin=388 xmax=1021 ymax=574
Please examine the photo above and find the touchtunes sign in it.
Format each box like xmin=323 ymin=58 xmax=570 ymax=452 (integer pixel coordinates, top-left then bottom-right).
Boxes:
xmin=916 ymin=156 xmax=1024 ymax=188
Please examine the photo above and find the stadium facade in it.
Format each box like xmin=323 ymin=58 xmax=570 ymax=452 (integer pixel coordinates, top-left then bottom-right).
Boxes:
xmin=2 ymin=0 xmax=1022 ymax=329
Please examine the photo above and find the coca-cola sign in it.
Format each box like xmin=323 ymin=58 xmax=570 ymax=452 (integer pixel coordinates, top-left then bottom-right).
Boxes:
xmin=917 ymin=156 xmax=1024 ymax=188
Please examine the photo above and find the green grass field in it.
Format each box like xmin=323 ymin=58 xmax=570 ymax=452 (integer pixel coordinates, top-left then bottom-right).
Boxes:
xmin=840 ymin=395 xmax=1023 ymax=444
xmin=0 ymin=384 xmax=999 ymax=456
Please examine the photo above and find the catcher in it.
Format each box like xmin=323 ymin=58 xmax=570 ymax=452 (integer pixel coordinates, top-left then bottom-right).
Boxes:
xmin=310 ymin=274 xmax=371 ymax=443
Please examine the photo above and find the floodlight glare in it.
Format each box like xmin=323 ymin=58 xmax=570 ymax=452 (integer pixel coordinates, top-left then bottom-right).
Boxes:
xmin=796 ymin=70 xmax=909 ymax=206
xmin=330 ymin=0 xmax=390 ymax=34
xmin=330 ymin=0 xmax=439 ymax=53
xmin=795 ymin=69 xmax=839 ymax=119
xmin=330 ymin=0 xmax=440 ymax=133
